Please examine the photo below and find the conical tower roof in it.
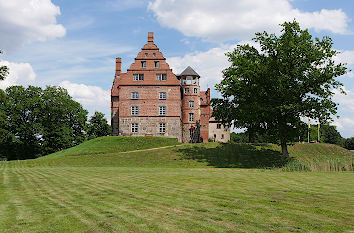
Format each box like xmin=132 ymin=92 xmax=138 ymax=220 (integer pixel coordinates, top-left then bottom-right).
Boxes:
xmin=179 ymin=66 xmax=200 ymax=77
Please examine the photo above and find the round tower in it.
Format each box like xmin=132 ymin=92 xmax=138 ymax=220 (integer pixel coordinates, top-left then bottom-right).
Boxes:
xmin=178 ymin=66 xmax=201 ymax=143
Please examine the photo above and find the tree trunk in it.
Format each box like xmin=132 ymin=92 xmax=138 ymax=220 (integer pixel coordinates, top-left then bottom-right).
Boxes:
xmin=248 ymin=128 xmax=255 ymax=143
xmin=280 ymin=141 xmax=289 ymax=158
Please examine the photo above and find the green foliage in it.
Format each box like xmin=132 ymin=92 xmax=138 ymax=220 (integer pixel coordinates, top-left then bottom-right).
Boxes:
xmin=212 ymin=20 xmax=347 ymax=157
xmin=230 ymin=132 xmax=249 ymax=143
xmin=344 ymin=137 xmax=354 ymax=150
xmin=0 ymin=86 xmax=88 ymax=160
xmin=87 ymin=111 xmax=110 ymax=139
xmin=320 ymin=124 xmax=343 ymax=145
xmin=0 ymin=50 xmax=9 ymax=150
xmin=0 ymin=50 xmax=8 ymax=81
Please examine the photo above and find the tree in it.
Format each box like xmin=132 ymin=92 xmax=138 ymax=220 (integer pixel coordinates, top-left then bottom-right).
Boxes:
xmin=87 ymin=111 xmax=110 ymax=139
xmin=0 ymin=50 xmax=10 ymax=151
xmin=0 ymin=86 xmax=88 ymax=160
xmin=344 ymin=137 xmax=354 ymax=150
xmin=212 ymin=20 xmax=347 ymax=157
xmin=319 ymin=124 xmax=343 ymax=145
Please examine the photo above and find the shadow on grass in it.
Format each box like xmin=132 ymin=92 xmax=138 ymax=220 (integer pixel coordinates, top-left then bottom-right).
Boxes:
xmin=176 ymin=143 xmax=288 ymax=168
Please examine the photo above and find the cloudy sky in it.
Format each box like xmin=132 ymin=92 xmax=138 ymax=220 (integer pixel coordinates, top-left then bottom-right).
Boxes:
xmin=0 ymin=0 xmax=354 ymax=138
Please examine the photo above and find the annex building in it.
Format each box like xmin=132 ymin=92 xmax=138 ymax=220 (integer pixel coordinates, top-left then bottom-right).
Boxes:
xmin=111 ymin=33 xmax=230 ymax=143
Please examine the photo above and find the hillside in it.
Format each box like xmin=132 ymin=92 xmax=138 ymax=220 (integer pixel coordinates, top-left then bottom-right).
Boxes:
xmin=3 ymin=136 xmax=352 ymax=171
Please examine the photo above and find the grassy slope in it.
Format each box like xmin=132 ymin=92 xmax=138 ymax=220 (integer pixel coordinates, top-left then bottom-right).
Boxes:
xmin=0 ymin=137 xmax=353 ymax=232
xmin=43 ymin=136 xmax=180 ymax=158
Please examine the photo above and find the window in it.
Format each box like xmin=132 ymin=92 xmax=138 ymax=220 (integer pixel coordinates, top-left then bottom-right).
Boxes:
xmin=144 ymin=53 xmax=148 ymax=57
xmin=131 ymin=92 xmax=139 ymax=99
xmin=190 ymin=128 xmax=194 ymax=138
xmin=141 ymin=61 xmax=146 ymax=68
xmin=159 ymin=123 xmax=166 ymax=133
xmin=131 ymin=123 xmax=138 ymax=133
xmin=217 ymin=123 xmax=221 ymax=129
xmin=154 ymin=61 xmax=160 ymax=68
xmin=189 ymin=101 xmax=194 ymax=108
xmin=200 ymin=98 xmax=204 ymax=102
xmin=153 ymin=53 xmax=156 ymax=57
xmin=159 ymin=92 xmax=166 ymax=99
xmin=194 ymin=88 xmax=198 ymax=94
xmin=133 ymin=73 xmax=144 ymax=81
xmin=131 ymin=106 xmax=139 ymax=115
xmin=189 ymin=113 xmax=194 ymax=122
xmin=159 ymin=106 xmax=166 ymax=116
xmin=184 ymin=88 xmax=190 ymax=94
xmin=156 ymin=73 xmax=167 ymax=81
xmin=221 ymin=134 xmax=224 ymax=139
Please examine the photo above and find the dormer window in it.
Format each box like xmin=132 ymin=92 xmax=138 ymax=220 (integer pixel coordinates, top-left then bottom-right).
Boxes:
xmin=154 ymin=61 xmax=160 ymax=68
xmin=144 ymin=53 xmax=148 ymax=57
xmin=153 ymin=53 xmax=156 ymax=57
xmin=141 ymin=61 xmax=146 ymax=68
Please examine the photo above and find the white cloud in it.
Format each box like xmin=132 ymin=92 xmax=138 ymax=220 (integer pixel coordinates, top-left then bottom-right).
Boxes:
xmin=59 ymin=81 xmax=110 ymax=119
xmin=148 ymin=0 xmax=350 ymax=42
xmin=333 ymin=87 xmax=354 ymax=112
xmin=0 ymin=60 xmax=36 ymax=89
xmin=0 ymin=0 xmax=66 ymax=51
xmin=167 ymin=41 xmax=258 ymax=91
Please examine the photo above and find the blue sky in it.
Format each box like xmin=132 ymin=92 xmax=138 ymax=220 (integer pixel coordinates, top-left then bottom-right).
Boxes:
xmin=1 ymin=0 xmax=354 ymax=138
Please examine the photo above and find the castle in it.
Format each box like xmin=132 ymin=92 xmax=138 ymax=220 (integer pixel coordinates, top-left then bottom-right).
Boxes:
xmin=111 ymin=33 xmax=230 ymax=143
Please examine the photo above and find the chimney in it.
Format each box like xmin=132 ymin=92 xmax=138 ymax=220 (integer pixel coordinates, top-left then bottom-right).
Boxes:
xmin=148 ymin=32 xmax=154 ymax=42
xmin=115 ymin=57 xmax=121 ymax=76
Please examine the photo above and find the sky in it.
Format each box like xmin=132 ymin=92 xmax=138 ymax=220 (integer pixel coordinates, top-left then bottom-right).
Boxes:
xmin=0 ymin=0 xmax=354 ymax=138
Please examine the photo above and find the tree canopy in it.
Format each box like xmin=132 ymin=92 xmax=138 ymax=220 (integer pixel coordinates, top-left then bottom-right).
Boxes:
xmin=0 ymin=86 xmax=88 ymax=160
xmin=87 ymin=111 xmax=111 ymax=139
xmin=212 ymin=20 xmax=347 ymax=157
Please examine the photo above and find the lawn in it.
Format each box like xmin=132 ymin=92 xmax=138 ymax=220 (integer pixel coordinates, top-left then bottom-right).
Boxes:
xmin=0 ymin=137 xmax=353 ymax=232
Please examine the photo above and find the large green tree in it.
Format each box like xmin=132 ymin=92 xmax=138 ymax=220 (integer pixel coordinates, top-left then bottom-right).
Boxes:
xmin=87 ymin=111 xmax=111 ymax=139
xmin=0 ymin=86 xmax=88 ymax=160
xmin=0 ymin=50 xmax=9 ymax=150
xmin=212 ymin=20 xmax=347 ymax=157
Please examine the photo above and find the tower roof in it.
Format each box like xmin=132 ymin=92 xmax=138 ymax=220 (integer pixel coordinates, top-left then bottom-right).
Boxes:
xmin=179 ymin=66 xmax=200 ymax=77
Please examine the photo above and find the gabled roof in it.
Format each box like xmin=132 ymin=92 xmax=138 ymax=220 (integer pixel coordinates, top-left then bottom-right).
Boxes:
xmin=179 ymin=66 xmax=200 ymax=77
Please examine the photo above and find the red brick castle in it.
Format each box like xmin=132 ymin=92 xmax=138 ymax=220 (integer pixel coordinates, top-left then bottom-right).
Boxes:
xmin=111 ymin=33 xmax=229 ymax=142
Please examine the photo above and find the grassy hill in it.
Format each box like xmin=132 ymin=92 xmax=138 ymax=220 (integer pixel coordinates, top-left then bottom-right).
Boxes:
xmin=3 ymin=137 xmax=352 ymax=171
xmin=0 ymin=137 xmax=353 ymax=232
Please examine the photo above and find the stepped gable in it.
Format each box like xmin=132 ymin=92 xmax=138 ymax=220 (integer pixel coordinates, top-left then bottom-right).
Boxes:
xmin=116 ymin=32 xmax=179 ymax=86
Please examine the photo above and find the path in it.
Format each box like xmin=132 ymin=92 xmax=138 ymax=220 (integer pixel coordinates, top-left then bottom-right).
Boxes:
xmin=118 ymin=144 xmax=184 ymax=154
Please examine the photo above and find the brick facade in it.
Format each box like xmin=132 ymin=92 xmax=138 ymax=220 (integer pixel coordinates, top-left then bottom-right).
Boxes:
xmin=111 ymin=32 xmax=230 ymax=142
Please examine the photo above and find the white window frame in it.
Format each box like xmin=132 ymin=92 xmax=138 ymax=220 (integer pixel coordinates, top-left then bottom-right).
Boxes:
xmin=194 ymin=88 xmax=198 ymax=94
xmin=189 ymin=101 xmax=194 ymax=108
xmin=156 ymin=73 xmax=167 ymax=81
xmin=159 ymin=106 xmax=166 ymax=116
xmin=131 ymin=106 xmax=139 ymax=115
xmin=217 ymin=123 xmax=221 ymax=129
xmin=133 ymin=73 xmax=144 ymax=81
xmin=131 ymin=92 xmax=139 ymax=99
xmin=141 ymin=61 xmax=146 ymax=68
xmin=154 ymin=61 xmax=160 ymax=68
xmin=189 ymin=113 xmax=194 ymax=122
xmin=131 ymin=123 xmax=138 ymax=133
xmin=184 ymin=87 xmax=190 ymax=94
xmin=159 ymin=123 xmax=166 ymax=133
xmin=159 ymin=92 xmax=166 ymax=99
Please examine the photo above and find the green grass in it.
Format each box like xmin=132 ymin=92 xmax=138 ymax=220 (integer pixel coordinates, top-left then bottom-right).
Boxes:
xmin=0 ymin=137 xmax=353 ymax=232
xmin=43 ymin=136 xmax=180 ymax=158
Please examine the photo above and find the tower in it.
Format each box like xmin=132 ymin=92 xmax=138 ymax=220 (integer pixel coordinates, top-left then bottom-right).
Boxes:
xmin=178 ymin=66 xmax=202 ymax=142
